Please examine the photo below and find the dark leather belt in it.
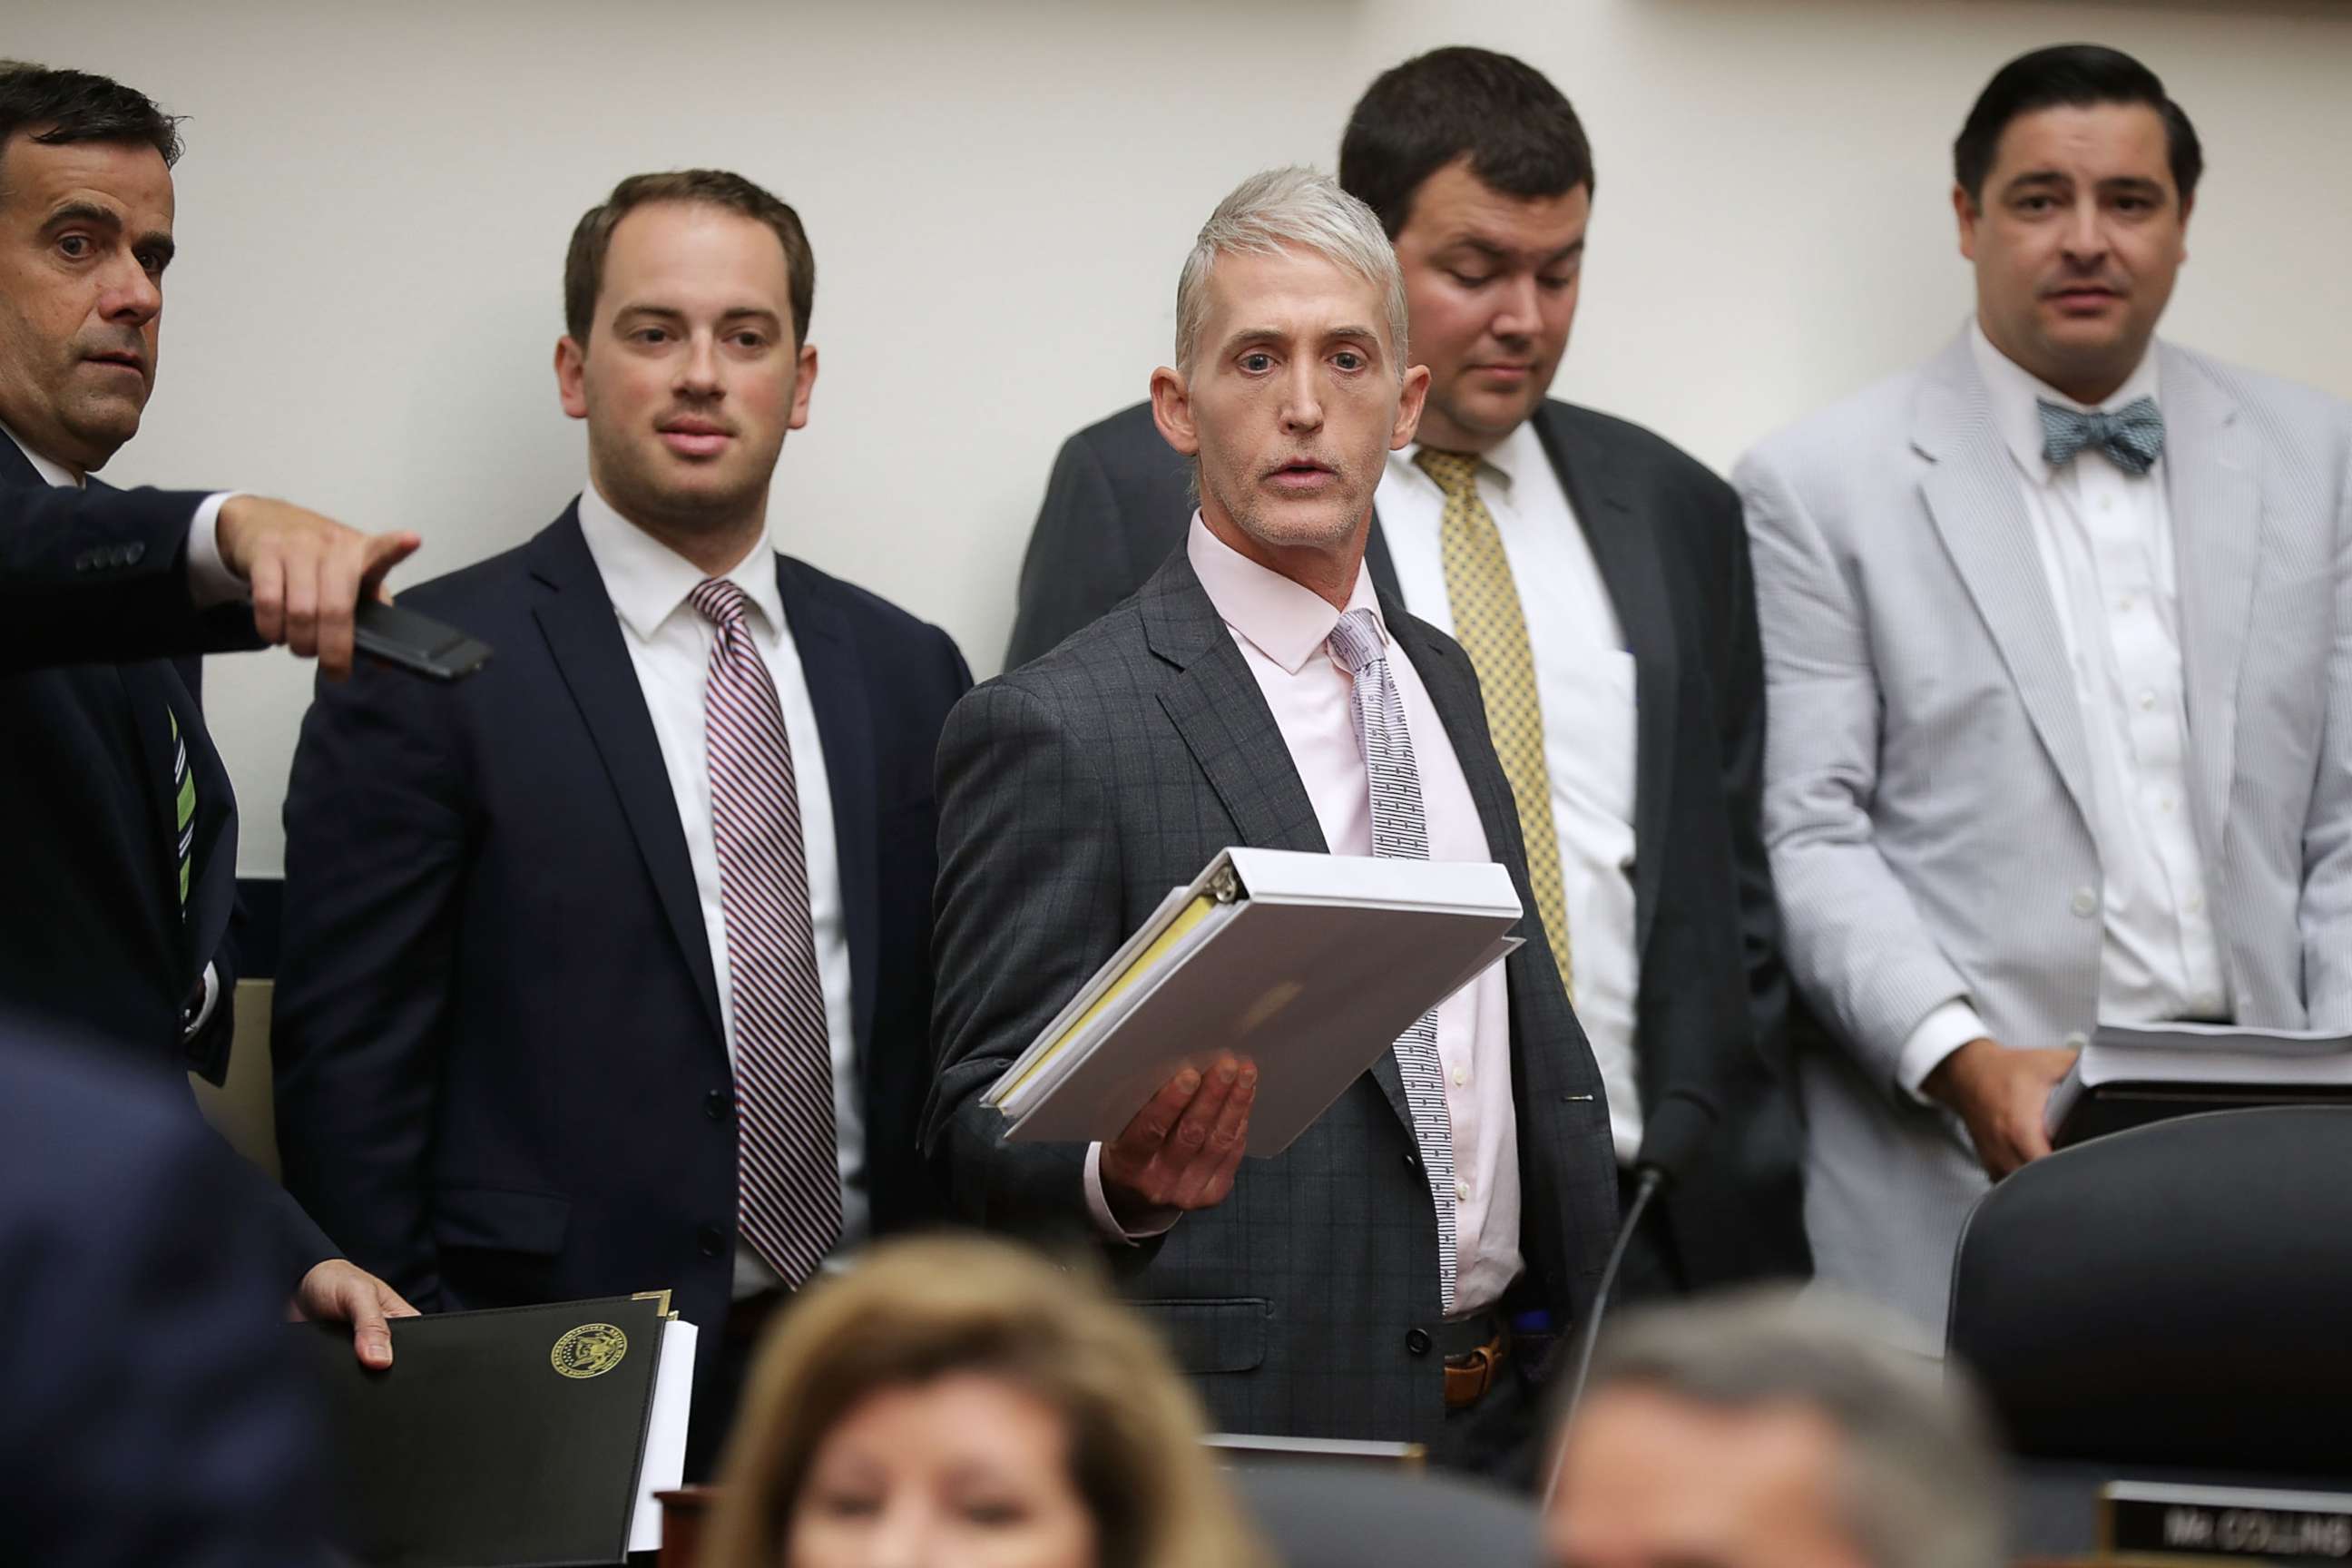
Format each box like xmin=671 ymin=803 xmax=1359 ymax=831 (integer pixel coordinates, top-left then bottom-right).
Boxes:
xmin=1436 ymin=1309 xmax=1510 ymax=1409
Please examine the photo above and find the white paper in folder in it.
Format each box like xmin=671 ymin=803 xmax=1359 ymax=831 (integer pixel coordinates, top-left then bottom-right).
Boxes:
xmin=985 ymin=847 xmax=1524 ymax=1156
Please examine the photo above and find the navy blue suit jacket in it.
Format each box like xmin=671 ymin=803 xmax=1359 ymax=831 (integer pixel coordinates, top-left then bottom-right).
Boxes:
xmin=0 ymin=444 xmax=338 ymax=1285
xmin=0 ymin=475 xmax=259 ymax=671
xmin=273 ymin=505 xmax=971 ymax=1423
xmin=0 ymin=1030 xmax=322 ymax=1567
xmin=0 ymin=440 xmax=254 ymax=1086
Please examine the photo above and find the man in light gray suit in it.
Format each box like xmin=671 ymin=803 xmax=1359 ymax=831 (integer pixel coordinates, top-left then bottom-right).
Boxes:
xmin=1738 ymin=43 xmax=2352 ymax=1345
xmin=926 ymin=169 xmax=1617 ymax=1476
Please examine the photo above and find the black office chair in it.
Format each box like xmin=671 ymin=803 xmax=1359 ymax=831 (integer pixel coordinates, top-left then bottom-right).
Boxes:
xmin=1948 ymin=1104 xmax=2352 ymax=1475
xmin=1227 ymin=1461 xmax=1542 ymax=1568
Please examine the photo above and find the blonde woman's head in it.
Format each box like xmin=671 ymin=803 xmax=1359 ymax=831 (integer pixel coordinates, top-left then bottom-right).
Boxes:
xmin=702 ymin=1236 xmax=1268 ymax=1568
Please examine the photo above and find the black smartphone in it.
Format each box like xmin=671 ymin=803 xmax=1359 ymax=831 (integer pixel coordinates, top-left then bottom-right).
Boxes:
xmin=354 ymin=599 xmax=494 ymax=682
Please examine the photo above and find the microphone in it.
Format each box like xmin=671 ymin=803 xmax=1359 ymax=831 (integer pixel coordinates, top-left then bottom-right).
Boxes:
xmin=1541 ymin=1088 xmax=1718 ymax=1508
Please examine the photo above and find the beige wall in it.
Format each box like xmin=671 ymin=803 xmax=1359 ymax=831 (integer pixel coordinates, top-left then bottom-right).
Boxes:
xmin=18 ymin=0 xmax=2352 ymax=873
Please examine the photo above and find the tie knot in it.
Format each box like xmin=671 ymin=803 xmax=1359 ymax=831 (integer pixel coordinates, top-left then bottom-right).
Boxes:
xmin=1413 ymin=447 xmax=1483 ymax=499
xmin=1326 ymin=606 xmax=1387 ymax=676
xmin=2038 ymin=395 xmax=2165 ymax=476
xmin=689 ymin=577 xmax=752 ymax=631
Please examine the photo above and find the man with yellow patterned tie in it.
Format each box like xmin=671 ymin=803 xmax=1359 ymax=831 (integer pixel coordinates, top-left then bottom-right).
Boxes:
xmin=1006 ymin=46 xmax=1808 ymax=1296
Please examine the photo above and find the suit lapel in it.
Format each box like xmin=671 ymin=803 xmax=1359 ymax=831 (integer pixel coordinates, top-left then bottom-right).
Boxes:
xmin=527 ymin=506 xmax=726 ymax=1048
xmin=1139 ymin=554 xmax=1425 ymax=1130
xmin=1363 ymin=513 xmax=1403 ymax=602
xmin=2160 ymin=347 xmax=2258 ymax=867
xmin=1142 ymin=556 xmax=1330 ymax=856
xmin=1913 ymin=334 xmax=2097 ymax=830
xmin=1533 ymin=404 xmax=1678 ymax=956
xmin=775 ymin=556 xmax=880 ymax=1063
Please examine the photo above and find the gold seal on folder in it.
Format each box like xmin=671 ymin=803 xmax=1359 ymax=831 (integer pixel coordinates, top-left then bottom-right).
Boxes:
xmin=549 ymin=1322 xmax=630 ymax=1379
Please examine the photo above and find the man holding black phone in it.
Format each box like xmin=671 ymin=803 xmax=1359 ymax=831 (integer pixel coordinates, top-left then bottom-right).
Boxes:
xmin=0 ymin=59 xmax=418 ymax=1362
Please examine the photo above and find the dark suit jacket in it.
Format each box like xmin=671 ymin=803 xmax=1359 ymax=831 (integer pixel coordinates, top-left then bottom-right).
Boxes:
xmin=1003 ymin=400 xmax=1807 ymax=1288
xmin=927 ymin=551 xmax=1620 ymax=1448
xmin=0 ymin=439 xmax=250 ymax=1085
xmin=273 ymin=505 xmax=971 ymax=1429
xmin=0 ymin=477 xmax=260 ymax=671
xmin=1 ymin=1030 xmax=323 ymax=1568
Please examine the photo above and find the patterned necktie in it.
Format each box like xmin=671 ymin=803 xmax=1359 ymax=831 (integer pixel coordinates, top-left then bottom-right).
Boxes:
xmin=168 ymin=710 xmax=193 ymax=915
xmin=689 ymin=578 xmax=841 ymax=1289
xmin=2038 ymin=396 xmax=2165 ymax=476
xmin=1412 ymin=448 xmax=1573 ymax=997
xmin=1327 ymin=606 xmax=1459 ymax=1315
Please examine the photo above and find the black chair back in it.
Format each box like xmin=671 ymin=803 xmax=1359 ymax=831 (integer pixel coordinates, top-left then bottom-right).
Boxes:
xmin=1948 ymin=1105 xmax=2352 ymax=1473
xmin=1227 ymin=1461 xmax=1541 ymax=1568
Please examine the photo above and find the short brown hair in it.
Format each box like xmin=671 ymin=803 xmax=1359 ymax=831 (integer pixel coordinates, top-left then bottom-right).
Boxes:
xmin=701 ymin=1237 xmax=1270 ymax=1568
xmin=0 ymin=60 xmax=182 ymax=192
xmin=562 ymin=169 xmax=814 ymax=348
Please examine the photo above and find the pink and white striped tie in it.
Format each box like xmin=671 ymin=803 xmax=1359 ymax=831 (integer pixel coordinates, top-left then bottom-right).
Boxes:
xmin=690 ymin=578 xmax=840 ymax=1288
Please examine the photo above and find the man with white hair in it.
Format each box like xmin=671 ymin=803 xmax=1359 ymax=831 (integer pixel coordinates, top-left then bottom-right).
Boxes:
xmin=926 ymin=167 xmax=1618 ymax=1475
xmin=1547 ymin=1289 xmax=2007 ymax=1568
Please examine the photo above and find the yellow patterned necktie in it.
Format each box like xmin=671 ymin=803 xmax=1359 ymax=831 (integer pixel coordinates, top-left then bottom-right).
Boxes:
xmin=1413 ymin=447 xmax=1573 ymax=998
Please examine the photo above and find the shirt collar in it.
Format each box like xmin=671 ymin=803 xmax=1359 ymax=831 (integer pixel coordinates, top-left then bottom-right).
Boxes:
xmin=573 ymin=477 xmax=783 ymax=642
xmin=1186 ymin=513 xmax=1385 ymax=675
xmin=1968 ymin=317 xmax=2163 ymax=484
xmin=1394 ymin=417 xmax=1542 ymax=497
xmin=0 ymin=421 xmax=82 ymax=489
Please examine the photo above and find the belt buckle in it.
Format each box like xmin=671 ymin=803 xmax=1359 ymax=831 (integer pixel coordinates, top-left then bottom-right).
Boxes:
xmin=1442 ymin=1334 xmax=1507 ymax=1408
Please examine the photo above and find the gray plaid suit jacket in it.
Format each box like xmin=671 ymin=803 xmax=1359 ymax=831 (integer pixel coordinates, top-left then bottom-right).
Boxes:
xmin=1738 ymin=330 xmax=2352 ymax=1346
xmin=925 ymin=548 xmax=1618 ymax=1446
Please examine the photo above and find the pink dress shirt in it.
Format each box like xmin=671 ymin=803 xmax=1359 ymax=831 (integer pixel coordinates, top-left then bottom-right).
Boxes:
xmin=1186 ymin=515 xmax=1525 ymax=1314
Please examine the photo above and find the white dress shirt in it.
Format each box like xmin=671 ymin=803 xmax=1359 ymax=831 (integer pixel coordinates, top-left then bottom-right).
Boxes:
xmin=1896 ymin=328 xmax=2230 ymax=1093
xmin=1085 ymin=516 xmax=1525 ymax=1315
xmin=4 ymin=419 xmax=246 ymax=1034
xmin=1378 ymin=426 xmax=1646 ymax=1162
xmin=573 ymin=482 xmax=867 ymax=1295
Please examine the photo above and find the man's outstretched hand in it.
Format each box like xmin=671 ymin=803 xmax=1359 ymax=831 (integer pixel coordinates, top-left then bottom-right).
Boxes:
xmin=215 ymin=495 xmax=420 ymax=680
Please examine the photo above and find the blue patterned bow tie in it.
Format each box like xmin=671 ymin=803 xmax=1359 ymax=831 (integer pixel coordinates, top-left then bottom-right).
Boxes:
xmin=2038 ymin=396 xmax=2165 ymax=476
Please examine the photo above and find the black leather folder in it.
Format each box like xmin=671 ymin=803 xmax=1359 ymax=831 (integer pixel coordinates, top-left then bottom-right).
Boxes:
xmin=294 ymin=1293 xmax=683 ymax=1567
xmin=2051 ymin=1080 xmax=2352 ymax=1149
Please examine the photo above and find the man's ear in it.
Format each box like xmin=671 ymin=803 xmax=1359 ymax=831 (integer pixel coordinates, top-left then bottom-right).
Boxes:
xmin=1953 ymin=182 xmax=1981 ymax=263
xmin=788 ymin=342 xmax=818 ymax=431
xmin=1150 ymin=365 xmax=1200 ymax=457
xmin=555 ymin=336 xmax=589 ymax=420
xmin=1390 ymin=363 xmax=1432 ymax=451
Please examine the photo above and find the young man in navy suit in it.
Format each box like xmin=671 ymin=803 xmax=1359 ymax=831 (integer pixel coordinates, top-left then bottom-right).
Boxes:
xmin=274 ymin=170 xmax=971 ymax=1475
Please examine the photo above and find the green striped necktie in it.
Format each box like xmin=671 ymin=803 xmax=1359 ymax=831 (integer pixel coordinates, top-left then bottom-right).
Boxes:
xmin=169 ymin=710 xmax=193 ymax=913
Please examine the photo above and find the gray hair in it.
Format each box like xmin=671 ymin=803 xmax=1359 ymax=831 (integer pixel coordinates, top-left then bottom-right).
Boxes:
xmin=1172 ymin=166 xmax=1409 ymax=375
xmin=1578 ymin=1289 xmax=2007 ymax=1568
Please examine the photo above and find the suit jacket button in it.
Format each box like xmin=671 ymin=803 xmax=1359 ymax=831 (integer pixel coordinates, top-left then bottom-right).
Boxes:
xmin=122 ymin=541 xmax=143 ymax=564
xmin=1406 ymin=1328 xmax=1433 ymax=1357
xmin=1401 ymin=1151 xmax=1420 ymax=1171
xmin=698 ymin=1226 xmax=727 ymax=1258
xmin=705 ymin=1088 xmax=730 ymax=1122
